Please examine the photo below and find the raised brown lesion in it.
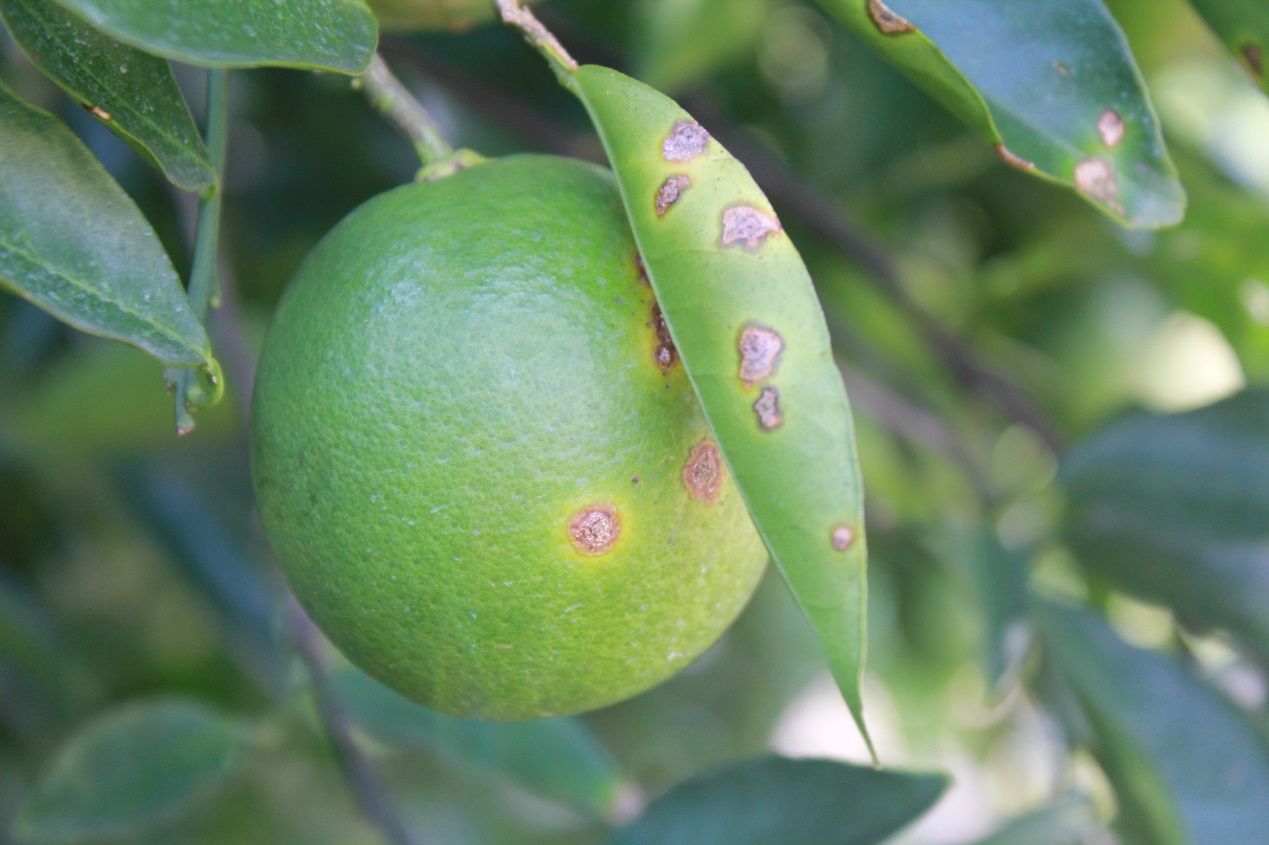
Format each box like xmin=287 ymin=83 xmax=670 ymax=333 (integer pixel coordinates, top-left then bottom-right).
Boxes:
xmin=867 ymin=0 xmax=914 ymax=35
xmin=569 ymin=504 xmax=621 ymax=555
xmin=683 ymin=440 xmax=726 ymax=503
xmin=738 ymin=324 xmax=784 ymax=385
xmin=831 ymin=524 xmax=856 ymax=551
xmin=655 ymin=174 xmax=692 ymax=217
xmin=753 ymin=386 xmax=783 ymax=430
xmin=650 ymin=302 xmax=678 ymax=372
xmin=662 ymin=120 xmax=710 ymax=162
xmin=721 ymin=205 xmax=782 ymax=251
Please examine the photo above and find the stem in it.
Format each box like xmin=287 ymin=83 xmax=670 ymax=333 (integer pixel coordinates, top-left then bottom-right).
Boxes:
xmin=171 ymin=69 xmax=229 ymax=435
xmin=495 ymin=0 xmax=578 ymax=84
xmin=290 ymin=600 xmax=422 ymax=845
xmin=359 ymin=54 xmax=453 ymax=167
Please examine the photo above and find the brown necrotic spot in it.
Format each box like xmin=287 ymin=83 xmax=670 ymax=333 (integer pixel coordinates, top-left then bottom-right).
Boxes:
xmin=1074 ymin=157 xmax=1120 ymax=210
xmin=569 ymin=505 xmax=620 ymax=555
xmin=656 ymin=174 xmax=692 ymax=217
xmin=650 ymin=302 xmax=678 ymax=371
xmin=753 ymin=387 xmax=783 ymax=430
xmin=1097 ymin=109 xmax=1124 ymax=147
xmin=662 ymin=120 xmax=709 ymax=162
xmin=633 ymin=252 xmax=650 ymax=285
xmin=683 ymin=440 xmax=725 ymax=503
xmin=867 ymin=0 xmax=914 ymax=34
xmin=721 ymin=205 xmax=782 ymax=250
xmin=994 ymin=143 xmax=1035 ymax=171
xmin=1243 ymin=43 xmax=1264 ymax=79
xmin=738 ymin=324 xmax=783 ymax=384
xmin=831 ymin=525 xmax=856 ymax=551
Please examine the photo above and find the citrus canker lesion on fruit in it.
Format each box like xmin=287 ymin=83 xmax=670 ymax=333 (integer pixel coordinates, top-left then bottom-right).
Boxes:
xmin=683 ymin=440 xmax=725 ymax=504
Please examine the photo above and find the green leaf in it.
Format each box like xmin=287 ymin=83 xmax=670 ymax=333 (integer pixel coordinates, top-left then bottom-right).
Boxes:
xmin=1060 ymin=390 xmax=1269 ymax=663
xmin=814 ymin=0 xmax=1185 ymax=228
xmin=329 ymin=667 xmax=621 ymax=816
xmin=1187 ymin=0 xmax=1269 ymax=91
xmin=1036 ymin=600 xmax=1269 ymax=844
xmin=0 ymin=0 xmax=214 ymax=191
xmin=971 ymin=795 xmax=1106 ymax=845
xmin=14 ymin=698 xmax=247 ymax=844
xmin=608 ymin=756 xmax=947 ymax=845
xmin=570 ymin=65 xmax=874 ymax=755
xmin=48 ymin=0 xmax=377 ymax=74
xmin=0 ymin=83 xmax=211 ymax=368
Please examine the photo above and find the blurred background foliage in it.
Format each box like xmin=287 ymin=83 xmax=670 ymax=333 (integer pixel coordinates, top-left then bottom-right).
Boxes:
xmin=2 ymin=0 xmax=1268 ymax=843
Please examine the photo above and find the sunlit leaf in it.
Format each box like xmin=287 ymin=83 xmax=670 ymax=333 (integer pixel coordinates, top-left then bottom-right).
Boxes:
xmin=1036 ymin=600 xmax=1269 ymax=844
xmin=1061 ymin=390 xmax=1269 ymax=663
xmin=608 ymin=756 xmax=947 ymax=845
xmin=14 ymin=698 xmax=247 ymax=844
xmin=330 ymin=667 xmax=621 ymax=815
xmin=0 ymin=83 xmax=211 ymax=368
xmin=814 ymin=0 xmax=1185 ymax=227
xmin=48 ymin=0 xmax=377 ymax=73
xmin=0 ymin=0 xmax=214 ymax=190
xmin=570 ymin=64 xmax=873 ymax=754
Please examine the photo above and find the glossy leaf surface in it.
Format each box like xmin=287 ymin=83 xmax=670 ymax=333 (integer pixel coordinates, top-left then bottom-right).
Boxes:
xmin=0 ymin=83 xmax=211 ymax=367
xmin=0 ymin=0 xmax=214 ymax=190
xmin=571 ymin=64 xmax=872 ymax=753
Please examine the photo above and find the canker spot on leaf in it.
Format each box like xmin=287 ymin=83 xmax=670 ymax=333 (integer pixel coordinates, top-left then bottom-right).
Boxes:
xmin=1097 ymin=109 xmax=1124 ymax=147
xmin=633 ymin=252 xmax=650 ymax=286
xmin=569 ymin=505 xmax=620 ymax=555
xmin=831 ymin=525 xmax=856 ymax=551
xmin=662 ymin=120 xmax=709 ymax=162
xmin=650 ymin=302 xmax=678 ymax=372
xmin=738 ymin=324 xmax=783 ymax=384
xmin=721 ymin=205 xmax=782 ymax=250
xmin=753 ymin=387 xmax=783 ymax=430
xmin=1243 ymin=43 xmax=1265 ymax=79
xmin=867 ymin=0 xmax=914 ymax=35
xmin=1074 ymin=158 xmax=1120 ymax=211
xmin=683 ymin=440 xmax=725 ymax=503
xmin=995 ymin=144 xmax=1035 ymax=171
xmin=656 ymin=174 xmax=691 ymax=217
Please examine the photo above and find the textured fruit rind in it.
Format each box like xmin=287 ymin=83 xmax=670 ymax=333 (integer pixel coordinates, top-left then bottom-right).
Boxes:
xmin=250 ymin=155 xmax=767 ymax=719
xmin=571 ymin=65 xmax=871 ymax=750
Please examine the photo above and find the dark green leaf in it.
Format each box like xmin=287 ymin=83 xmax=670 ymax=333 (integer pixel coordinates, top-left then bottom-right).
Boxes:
xmin=608 ymin=756 xmax=947 ymax=845
xmin=0 ymin=83 xmax=211 ymax=367
xmin=1036 ymin=600 xmax=1269 ymax=844
xmin=1061 ymin=390 xmax=1269 ymax=663
xmin=971 ymin=795 xmax=1107 ymax=845
xmin=1187 ymin=0 xmax=1269 ymax=91
xmin=48 ymin=0 xmax=377 ymax=73
xmin=330 ymin=667 xmax=621 ymax=815
xmin=0 ymin=0 xmax=214 ymax=190
xmin=814 ymin=0 xmax=1185 ymax=227
xmin=570 ymin=65 xmax=873 ymax=754
xmin=14 ymin=698 xmax=247 ymax=844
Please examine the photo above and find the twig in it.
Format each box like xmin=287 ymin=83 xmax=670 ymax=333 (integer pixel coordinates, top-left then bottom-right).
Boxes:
xmin=495 ymin=0 xmax=578 ymax=83
xmin=289 ymin=600 xmax=422 ymax=845
xmin=357 ymin=54 xmax=453 ymax=167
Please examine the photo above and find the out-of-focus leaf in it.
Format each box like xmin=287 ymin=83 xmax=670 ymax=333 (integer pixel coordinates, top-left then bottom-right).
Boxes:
xmin=608 ymin=756 xmax=947 ymax=845
xmin=814 ymin=0 xmax=1185 ymax=227
xmin=14 ymin=698 xmax=247 ymax=844
xmin=971 ymin=794 xmax=1109 ymax=845
xmin=368 ymin=0 xmax=529 ymax=32
xmin=0 ymin=83 xmax=210 ymax=368
xmin=0 ymin=0 xmax=214 ymax=191
xmin=933 ymin=526 xmax=1031 ymax=695
xmin=1061 ymin=390 xmax=1269 ymax=663
xmin=637 ymin=0 xmax=769 ymax=93
xmin=570 ymin=64 xmax=874 ymax=757
xmin=48 ymin=0 xmax=376 ymax=73
xmin=330 ymin=667 xmax=621 ymax=816
xmin=0 ymin=571 xmax=60 ymax=680
xmin=1036 ymin=600 xmax=1269 ymax=844
xmin=1187 ymin=0 xmax=1269 ymax=91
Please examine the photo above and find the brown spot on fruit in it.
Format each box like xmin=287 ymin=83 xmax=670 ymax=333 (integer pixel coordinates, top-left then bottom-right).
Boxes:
xmin=683 ymin=440 xmax=725 ymax=503
xmin=1074 ymin=157 xmax=1120 ymax=210
xmin=831 ymin=525 xmax=856 ymax=551
xmin=1097 ymin=109 xmax=1124 ymax=147
xmin=655 ymin=174 xmax=691 ymax=217
xmin=633 ymin=252 xmax=650 ymax=286
xmin=994 ymin=143 xmax=1035 ymax=171
xmin=753 ymin=387 xmax=783 ymax=430
xmin=650 ymin=302 xmax=678 ymax=371
xmin=867 ymin=0 xmax=914 ymax=35
xmin=721 ymin=205 xmax=782 ymax=250
xmin=738 ymin=324 xmax=783 ymax=384
xmin=1243 ymin=43 xmax=1265 ymax=79
xmin=569 ymin=505 xmax=620 ymax=555
xmin=662 ymin=120 xmax=709 ymax=162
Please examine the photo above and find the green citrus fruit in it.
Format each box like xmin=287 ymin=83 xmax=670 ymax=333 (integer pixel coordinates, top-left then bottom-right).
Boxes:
xmin=250 ymin=155 xmax=768 ymax=719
